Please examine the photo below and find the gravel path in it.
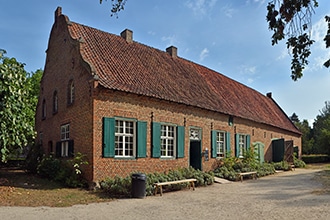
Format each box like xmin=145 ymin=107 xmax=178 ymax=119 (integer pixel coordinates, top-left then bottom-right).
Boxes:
xmin=0 ymin=168 xmax=329 ymax=220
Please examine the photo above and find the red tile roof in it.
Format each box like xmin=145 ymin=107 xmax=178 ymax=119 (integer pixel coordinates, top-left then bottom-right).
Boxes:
xmin=61 ymin=12 xmax=300 ymax=134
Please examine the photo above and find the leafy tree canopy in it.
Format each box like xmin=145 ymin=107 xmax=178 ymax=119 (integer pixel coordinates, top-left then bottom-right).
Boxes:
xmin=0 ymin=49 xmax=42 ymax=162
xmin=313 ymin=101 xmax=330 ymax=154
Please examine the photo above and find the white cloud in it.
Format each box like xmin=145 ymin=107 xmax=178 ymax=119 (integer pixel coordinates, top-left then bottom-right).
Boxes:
xmin=185 ymin=0 xmax=218 ymax=17
xmin=148 ymin=31 xmax=156 ymax=36
xmin=277 ymin=48 xmax=289 ymax=60
xmin=199 ymin=48 xmax=209 ymax=61
xmin=239 ymin=65 xmax=257 ymax=74
xmin=161 ymin=35 xmax=178 ymax=47
xmin=221 ymin=4 xmax=235 ymax=18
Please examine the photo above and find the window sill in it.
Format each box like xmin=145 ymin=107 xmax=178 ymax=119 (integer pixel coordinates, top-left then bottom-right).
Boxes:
xmin=160 ymin=156 xmax=176 ymax=160
xmin=114 ymin=156 xmax=136 ymax=160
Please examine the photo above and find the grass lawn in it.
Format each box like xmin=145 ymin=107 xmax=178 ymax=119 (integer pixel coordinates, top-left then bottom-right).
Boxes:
xmin=0 ymin=167 xmax=114 ymax=207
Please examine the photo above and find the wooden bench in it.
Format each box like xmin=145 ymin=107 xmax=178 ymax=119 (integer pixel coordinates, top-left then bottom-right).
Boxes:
xmin=154 ymin=178 xmax=197 ymax=196
xmin=238 ymin=171 xmax=257 ymax=182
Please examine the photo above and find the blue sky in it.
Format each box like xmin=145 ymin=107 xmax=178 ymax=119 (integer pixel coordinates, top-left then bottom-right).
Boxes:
xmin=1 ymin=0 xmax=329 ymax=125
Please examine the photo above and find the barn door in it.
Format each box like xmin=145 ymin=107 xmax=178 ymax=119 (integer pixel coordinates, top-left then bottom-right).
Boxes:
xmin=284 ymin=140 xmax=294 ymax=163
xmin=272 ymin=138 xmax=285 ymax=162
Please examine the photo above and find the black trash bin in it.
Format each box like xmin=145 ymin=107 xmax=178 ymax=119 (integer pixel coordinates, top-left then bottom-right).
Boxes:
xmin=131 ymin=173 xmax=146 ymax=198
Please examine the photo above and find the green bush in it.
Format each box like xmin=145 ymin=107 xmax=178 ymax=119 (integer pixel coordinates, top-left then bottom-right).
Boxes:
xmin=302 ymin=154 xmax=330 ymax=163
xmin=100 ymin=167 xmax=214 ymax=197
xmin=25 ymin=144 xmax=44 ymax=174
xmin=213 ymin=149 xmax=276 ymax=181
xmin=36 ymin=153 xmax=88 ymax=188
xmin=294 ymin=158 xmax=306 ymax=168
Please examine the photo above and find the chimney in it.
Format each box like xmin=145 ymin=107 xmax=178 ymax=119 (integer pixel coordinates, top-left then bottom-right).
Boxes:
xmin=120 ymin=29 xmax=133 ymax=43
xmin=166 ymin=46 xmax=177 ymax=58
xmin=55 ymin=7 xmax=62 ymax=22
xmin=266 ymin=92 xmax=272 ymax=98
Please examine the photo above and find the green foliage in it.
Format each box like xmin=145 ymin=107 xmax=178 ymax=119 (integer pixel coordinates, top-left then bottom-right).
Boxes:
xmin=214 ymin=149 xmax=276 ymax=181
xmin=99 ymin=0 xmax=127 ymax=17
xmin=24 ymin=144 xmax=44 ymax=173
xmin=302 ymin=154 xmax=330 ymax=163
xmin=99 ymin=176 xmax=132 ymax=197
xmin=37 ymin=153 xmax=88 ymax=188
xmin=100 ymin=167 xmax=214 ymax=197
xmin=313 ymin=101 xmax=330 ymax=155
xmin=273 ymin=161 xmax=291 ymax=171
xmin=0 ymin=49 xmax=42 ymax=162
xmin=294 ymin=157 xmax=306 ymax=168
xmin=265 ymin=0 xmax=330 ymax=80
xmin=294 ymin=119 xmax=314 ymax=154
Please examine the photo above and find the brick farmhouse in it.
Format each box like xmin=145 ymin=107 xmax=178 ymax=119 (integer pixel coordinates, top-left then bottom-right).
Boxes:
xmin=35 ymin=7 xmax=301 ymax=183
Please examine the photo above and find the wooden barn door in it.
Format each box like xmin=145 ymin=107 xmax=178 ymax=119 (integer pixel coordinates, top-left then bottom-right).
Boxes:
xmin=284 ymin=140 xmax=294 ymax=164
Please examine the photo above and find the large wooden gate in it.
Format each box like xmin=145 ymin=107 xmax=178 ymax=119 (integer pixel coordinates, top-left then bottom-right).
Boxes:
xmin=284 ymin=140 xmax=294 ymax=163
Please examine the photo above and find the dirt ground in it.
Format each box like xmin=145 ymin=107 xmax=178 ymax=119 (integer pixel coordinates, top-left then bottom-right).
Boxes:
xmin=0 ymin=168 xmax=329 ymax=220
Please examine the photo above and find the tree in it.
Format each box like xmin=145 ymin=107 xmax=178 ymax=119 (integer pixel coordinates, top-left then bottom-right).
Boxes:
xmin=294 ymin=119 xmax=314 ymax=154
xmin=99 ymin=0 xmax=127 ymax=17
xmin=100 ymin=0 xmax=329 ymax=81
xmin=313 ymin=101 xmax=330 ymax=155
xmin=266 ymin=0 xmax=329 ymax=81
xmin=290 ymin=112 xmax=299 ymax=122
xmin=0 ymin=50 xmax=41 ymax=162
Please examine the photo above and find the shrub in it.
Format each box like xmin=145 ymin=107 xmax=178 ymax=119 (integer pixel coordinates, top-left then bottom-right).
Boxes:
xmin=36 ymin=153 xmax=88 ymax=188
xmin=294 ymin=158 xmax=306 ymax=168
xmin=24 ymin=144 xmax=44 ymax=173
xmin=302 ymin=154 xmax=330 ymax=163
xmin=213 ymin=149 xmax=276 ymax=181
xmin=100 ymin=167 xmax=214 ymax=197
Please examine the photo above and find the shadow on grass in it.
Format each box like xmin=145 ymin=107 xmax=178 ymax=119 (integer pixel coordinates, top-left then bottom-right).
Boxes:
xmin=0 ymin=167 xmax=63 ymax=190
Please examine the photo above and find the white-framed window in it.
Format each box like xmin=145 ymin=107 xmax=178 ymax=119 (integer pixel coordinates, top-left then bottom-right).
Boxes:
xmin=238 ymin=134 xmax=246 ymax=158
xmin=115 ymin=119 xmax=136 ymax=157
xmin=161 ymin=125 xmax=176 ymax=158
xmin=216 ymin=131 xmax=226 ymax=158
xmin=60 ymin=124 xmax=70 ymax=157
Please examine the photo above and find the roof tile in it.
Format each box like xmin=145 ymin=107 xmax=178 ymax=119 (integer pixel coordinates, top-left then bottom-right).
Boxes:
xmin=65 ymin=17 xmax=299 ymax=134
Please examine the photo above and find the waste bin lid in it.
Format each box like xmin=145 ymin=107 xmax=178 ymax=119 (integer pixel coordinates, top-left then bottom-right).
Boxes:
xmin=132 ymin=173 xmax=146 ymax=180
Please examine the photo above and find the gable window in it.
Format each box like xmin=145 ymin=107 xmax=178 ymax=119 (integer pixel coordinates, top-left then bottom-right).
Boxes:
xmin=235 ymin=134 xmax=250 ymax=158
xmin=152 ymin=122 xmax=184 ymax=158
xmin=161 ymin=125 xmax=175 ymax=157
xmin=103 ymin=117 xmax=147 ymax=158
xmin=53 ymin=90 xmax=58 ymax=113
xmin=211 ymin=130 xmax=230 ymax=158
xmin=42 ymin=99 xmax=46 ymax=119
xmin=56 ymin=124 xmax=74 ymax=157
xmin=68 ymin=80 xmax=75 ymax=105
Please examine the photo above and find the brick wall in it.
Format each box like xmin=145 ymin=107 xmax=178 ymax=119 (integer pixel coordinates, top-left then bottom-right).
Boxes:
xmin=92 ymin=89 xmax=301 ymax=182
xmin=35 ymin=16 xmax=94 ymax=181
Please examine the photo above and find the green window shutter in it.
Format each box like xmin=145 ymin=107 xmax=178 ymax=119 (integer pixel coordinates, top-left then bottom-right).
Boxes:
xmin=246 ymin=135 xmax=251 ymax=151
xmin=103 ymin=117 xmax=115 ymax=157
xmin=176 ymin=126 xmax=185 ymax=158
xmin=235 ymin=134 xmax=240 ymax=157
xmin=56 ymin=141 xmax=61 ymax=157
xmin=226 ymin=132 xmax=231 ymax=157
xmin=211 ymin=130 xmax=217 ymax=158
xmin=152 ymin=122 xmax=161 ymax=158
xmin=137 ymin=121 xmax=147 ymax=158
